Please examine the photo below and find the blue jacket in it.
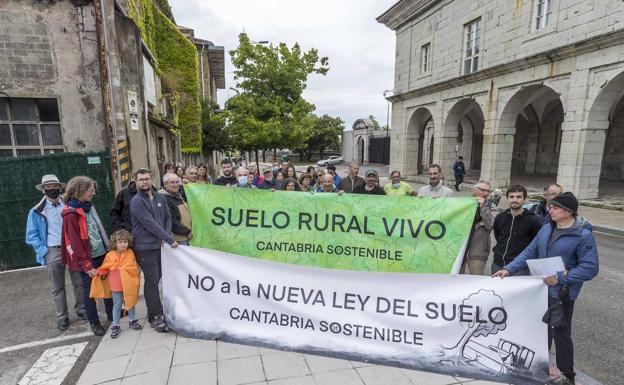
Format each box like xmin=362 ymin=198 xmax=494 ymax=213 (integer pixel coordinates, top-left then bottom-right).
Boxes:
xmin=130 ymin=190 xmax=174 ymax=251
xmin=25 ymin=197 xmax=49 ymax=265
xmin=504 ymin=217 xmax=599 ymax=300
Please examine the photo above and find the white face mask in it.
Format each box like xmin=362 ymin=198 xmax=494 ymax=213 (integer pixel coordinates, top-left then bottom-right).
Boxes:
xmin=392 ymin=182 xmax=401 ymax=189
xmin=237 ymin=176 xmax=248 ymax=186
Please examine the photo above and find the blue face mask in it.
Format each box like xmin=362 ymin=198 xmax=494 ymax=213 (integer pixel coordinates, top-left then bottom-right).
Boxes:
xmin=237 ymin=176 xmax=248 ymax=186
xmin=392 ymin=182 xmax=401 ymax=189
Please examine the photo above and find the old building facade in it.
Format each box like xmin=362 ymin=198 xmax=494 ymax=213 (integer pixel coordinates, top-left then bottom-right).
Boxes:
xmin=0 ymin=0 xmax=224 ymax=190
xmin=378 ymin=0 xmax=624 ymax=199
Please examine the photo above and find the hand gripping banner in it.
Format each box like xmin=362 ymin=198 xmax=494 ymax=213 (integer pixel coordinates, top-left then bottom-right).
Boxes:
xmin=185 ymin=184 xmax=477 ymax=273
xmin=162 ymin=245 xmax=550 ymax=384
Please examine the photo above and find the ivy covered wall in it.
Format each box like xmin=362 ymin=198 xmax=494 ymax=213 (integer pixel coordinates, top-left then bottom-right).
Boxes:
xmin=127 ymin=0 xmax=202 ymax=153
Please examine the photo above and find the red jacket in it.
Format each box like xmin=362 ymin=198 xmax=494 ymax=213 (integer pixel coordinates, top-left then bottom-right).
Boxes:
xmin=61 ymin=206 xmax=93 ymax=272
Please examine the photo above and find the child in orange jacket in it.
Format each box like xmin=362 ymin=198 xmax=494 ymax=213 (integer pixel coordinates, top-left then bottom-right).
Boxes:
xmin=98 ymin=229 xmax=142 ymax=338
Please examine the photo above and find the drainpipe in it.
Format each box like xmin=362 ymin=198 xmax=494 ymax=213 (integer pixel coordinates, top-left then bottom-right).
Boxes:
xmin=200 ymin=44 xmax=206 ymax=101
xmin=93 ymin=0 xmax=121 ymax=193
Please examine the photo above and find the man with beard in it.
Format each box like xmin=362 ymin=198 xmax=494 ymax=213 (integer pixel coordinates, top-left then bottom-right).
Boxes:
xmin=353 ymin=169 xmax=386 ymax=195
xmin=491 ymin=185 xmax=543 ymax=274
xmin=417 ymin=164 xmax=454 ymax=198
xmin=130 ymin=169 xmax=178 ymax=332
xmin=214 ymin=158 xmax=238 ymax=186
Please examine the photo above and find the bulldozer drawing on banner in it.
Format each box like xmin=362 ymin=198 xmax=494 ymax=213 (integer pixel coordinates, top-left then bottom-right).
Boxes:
xmin=462 ymin=338 xmax=535 ymax=376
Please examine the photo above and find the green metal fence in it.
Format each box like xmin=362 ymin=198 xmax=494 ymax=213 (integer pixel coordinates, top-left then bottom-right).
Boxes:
xmin=0 ymin=151 xmax=114 ymax=270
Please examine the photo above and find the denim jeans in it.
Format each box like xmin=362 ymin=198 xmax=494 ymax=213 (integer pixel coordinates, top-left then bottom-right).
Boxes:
xmin=112 ymin=291 xmax=136 ymax=326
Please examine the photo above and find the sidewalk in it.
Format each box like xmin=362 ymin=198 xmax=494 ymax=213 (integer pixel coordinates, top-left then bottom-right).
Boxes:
xmin=77 ymin=295 xmax=603 ymax=385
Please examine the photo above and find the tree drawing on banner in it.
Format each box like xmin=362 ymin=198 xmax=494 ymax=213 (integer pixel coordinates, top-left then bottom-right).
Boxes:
xmin=438 ymin=289 xmax=537 ymax=377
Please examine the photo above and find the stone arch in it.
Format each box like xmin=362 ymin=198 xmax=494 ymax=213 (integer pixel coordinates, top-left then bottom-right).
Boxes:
xmin=589 ymin=71 xmax=624 ymax=195
xmin=405 ymin=107 xmax=434 ymax=176
xmin=497 ymin=84 xmax=565 ymax=186
xmin=443 ymin=99 xmax=485 ymax=173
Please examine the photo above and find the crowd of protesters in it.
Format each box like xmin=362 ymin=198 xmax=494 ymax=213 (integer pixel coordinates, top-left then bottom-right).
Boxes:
xmin=26 ymin=156 xmax=598 ymax=385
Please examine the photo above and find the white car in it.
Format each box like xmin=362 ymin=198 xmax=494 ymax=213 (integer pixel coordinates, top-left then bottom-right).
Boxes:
xmin=316 ymin=156 xmax=344 ymax=166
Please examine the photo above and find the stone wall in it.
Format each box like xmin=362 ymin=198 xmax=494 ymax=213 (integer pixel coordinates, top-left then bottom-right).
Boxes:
xmin=0 ymin=1 xmax=105 ymax=152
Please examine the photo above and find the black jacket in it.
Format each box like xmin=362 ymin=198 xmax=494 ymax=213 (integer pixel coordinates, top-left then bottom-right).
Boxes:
xmin=214 ymin=175 xmax=238 ymax=186
xmin=160 ymin=189 xmax=191 ymax=237
xmin=492 ymin=208 xmax=543 ymax=265
xmin=110 ymin=182 xmax=138 ymax=232
xmin=129 ymin=190 xmax=174 ymax=251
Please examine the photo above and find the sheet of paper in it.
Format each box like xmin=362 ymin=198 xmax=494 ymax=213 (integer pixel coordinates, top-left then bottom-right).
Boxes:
xmin=526 ymin=256 xmax=566 ymax=276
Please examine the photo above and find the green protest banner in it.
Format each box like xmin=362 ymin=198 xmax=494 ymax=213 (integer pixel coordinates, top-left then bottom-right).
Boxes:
xmin=186 ymin=184 xmax=476 ymax=273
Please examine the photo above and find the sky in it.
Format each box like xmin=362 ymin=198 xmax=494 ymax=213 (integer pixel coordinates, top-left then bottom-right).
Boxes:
xmin=168 ymin=0 xmax=397 ymax=131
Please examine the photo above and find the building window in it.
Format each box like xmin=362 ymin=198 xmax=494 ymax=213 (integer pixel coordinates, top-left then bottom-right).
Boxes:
xmin=463 ymin=18 xmax=481 ymax=75
xmin=0 ymin=98 xmax=63 ymax=157
xmin=421 ymin=43 xmax=431 ymax=73
xmin=535 ymin=0 xmax=553 ymax=30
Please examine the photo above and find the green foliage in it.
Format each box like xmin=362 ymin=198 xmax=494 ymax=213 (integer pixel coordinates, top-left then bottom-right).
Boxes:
xmin=226 ymin=33 xmax=329 ymax=152
xmin=368 ymin=115 xmax=382 ymax=130
xmin=306 ymin=114 xmax=344 ymax=160
xmin=126 ymin=0 xmax=202 ymax=153
xmin=202 ymin=101 xmax=231 ymax=153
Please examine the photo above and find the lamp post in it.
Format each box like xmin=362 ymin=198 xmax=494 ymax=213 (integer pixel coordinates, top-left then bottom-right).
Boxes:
xmin=382 ymin=89 xmax=394 ymax=138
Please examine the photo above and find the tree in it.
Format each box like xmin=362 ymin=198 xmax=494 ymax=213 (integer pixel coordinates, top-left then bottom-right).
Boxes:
xmin=306 ymin=114 xmax=344 ymax=160
xmin=226 ymin=33 xmax=329 ymax=158
xmin=201 ymin=101 xmax=230 ymax=154
xmin=368 ymin=115 xmax=381 ymax=130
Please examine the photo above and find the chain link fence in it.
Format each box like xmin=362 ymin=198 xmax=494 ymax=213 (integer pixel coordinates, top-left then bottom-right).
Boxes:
xmin=0 ymin=151 xmax=114 ymax=270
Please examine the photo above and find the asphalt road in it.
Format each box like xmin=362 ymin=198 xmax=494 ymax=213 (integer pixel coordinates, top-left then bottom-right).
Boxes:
xmin=0 ymin=267 xmax=104 ymax=385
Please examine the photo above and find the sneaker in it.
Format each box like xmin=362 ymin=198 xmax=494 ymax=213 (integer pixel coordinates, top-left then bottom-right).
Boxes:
xmin=545 ymin=375 xmax=574 ymax=385
xmin=149 ymin=315 xmax=168 ymax=333
xmin=90 ymin=320 xmax=106 ymax=336
xmin=110 ymin=325 xmax=121 ymax=339
xmin=129 ymin=319 xmax=143 ymax=330
xmin=57 ymin=318 xmax=70 ymax=331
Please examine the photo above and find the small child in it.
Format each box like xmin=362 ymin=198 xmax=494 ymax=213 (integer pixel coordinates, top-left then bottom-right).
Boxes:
xmin=99 ymin=229 xmax=142 ymax=338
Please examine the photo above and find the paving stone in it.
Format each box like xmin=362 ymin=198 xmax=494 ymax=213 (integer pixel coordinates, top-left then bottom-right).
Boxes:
xmin=218 ymin=356 xmax=265 ymax=385
xmin=77 ymin=355 xmax=129 ymax=385
xmin=403 ymin=368 xmax=459 ymax=384
xmin=217 ymin=341 xmax=260 ymax=360
xmin=267 ymin=375 xmax=316 ymax=385
xmin=123 ymin=346 xmax=173 ymax=377
xmin=168 ymin=362 xmax=217 ymax=385
xmin=356 ymin=365 xmax=413 ymax=385
xmin=133 ymin=328 xmax=176 ymax=353
xmin=304 ymin=354 xmax=353 ymax=373
xmin=258 ymin=346 xmax=284 ymax=356
xmin=90 ymin=331 xmax=141 ymax=362
xmin=172 ymin=340 xmax=217 ymax=366
xmin=313 ymin=368 xmax=365 ymax=385
xmin=350 ymin=359 xmax=374 ymax=368
xmin=120 ymin=367 xmax=168 ymax=385
xmin=262 ymin=352 xmax=310 ymax=380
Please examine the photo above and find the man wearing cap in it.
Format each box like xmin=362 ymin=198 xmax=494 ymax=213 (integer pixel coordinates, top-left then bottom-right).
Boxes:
xmin=26 ymin=175 xmax=87 ymax=330
xmin=417 ymin=164 xmax=454 ymax=198
xmin=353 ymin=169 xmax=386 ymax=195
xmin=259 ymin=167 xmax=274 ymax=189
xmin=338 ymin=162 xmax=363 ymax=193
xmin=493 ymin=192 xmax=599 ymax=385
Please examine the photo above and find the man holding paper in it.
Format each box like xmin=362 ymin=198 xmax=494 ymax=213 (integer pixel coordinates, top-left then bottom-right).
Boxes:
xmin=492 ymin=192 xmax=599 ymax=385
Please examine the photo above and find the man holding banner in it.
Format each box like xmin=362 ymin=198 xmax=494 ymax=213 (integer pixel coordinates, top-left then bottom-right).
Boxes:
xmin=493 ymin=192 xmax=599 ymax=385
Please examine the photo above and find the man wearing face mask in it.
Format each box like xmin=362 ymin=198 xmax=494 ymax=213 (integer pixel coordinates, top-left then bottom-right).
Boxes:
xmin=383 ymin=170 xmax=416 ymax=196
xmin=26 ymin=175 xmax=87 ymax=330
xmin=235 ymin=167 xmax=257 ymax=189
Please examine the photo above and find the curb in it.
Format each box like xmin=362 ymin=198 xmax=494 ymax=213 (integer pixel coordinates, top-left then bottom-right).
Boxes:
xmin=591 ymin=224 xmax=624 ymax=237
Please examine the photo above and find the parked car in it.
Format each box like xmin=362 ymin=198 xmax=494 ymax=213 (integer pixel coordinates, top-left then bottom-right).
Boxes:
xmin=317 ymin=156 xmax=344 ymax=166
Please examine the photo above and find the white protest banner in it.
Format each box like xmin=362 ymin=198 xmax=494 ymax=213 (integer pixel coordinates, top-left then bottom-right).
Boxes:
xmin=162 ymin=245 xmax=550 ymax=384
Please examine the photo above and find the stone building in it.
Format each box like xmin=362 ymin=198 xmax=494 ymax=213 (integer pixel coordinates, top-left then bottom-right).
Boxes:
xmin=378 ymin=0 xmax=624 ymax=199
xmin=0 ymin=0 xmax=224 ymax=189
xmin=342 ymin=118 xmax=391 ymax=165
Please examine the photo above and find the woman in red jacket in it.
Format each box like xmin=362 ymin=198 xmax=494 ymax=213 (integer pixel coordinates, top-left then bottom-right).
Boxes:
xmin=61 ymin=176 xmax=112 ymax=336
